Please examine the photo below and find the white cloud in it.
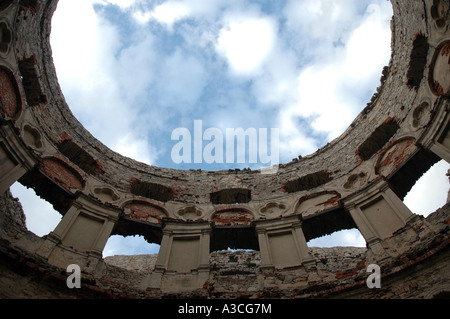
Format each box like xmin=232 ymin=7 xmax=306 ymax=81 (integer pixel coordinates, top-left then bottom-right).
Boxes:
xmin=51 ymin=1 xmax=121 ymax=129
xmin=10 ymin=183 xmax=61 ymax=237
xmin=278 ymin=105 xmax=321 ymax=160
xmin=150 ymin=1 xmax=191 ymax=26
xmin=216 ymin=15 xmax=277 ymax=76
xmin=344 ymin=4 xmax=392 ymax=81
xmin=308 ymin=229 xmax=366 ymax=247
xmin=114 ymin=134 xmax=156 ymax=165
xmin=251 ymin=44 xmax=300 ymax=108
xmin=116 ymin=34 xmax=156 ymax=101
xmin=131 ymin=1 xmax=191 ymax=27
xmin=276 ymin=1 xmax=393 ymax=158
xmin=132 ymin=10 xmax=153 ymax=25
xmin=156 ymin=49 xmax=207 ymax=108
xmin=94 ymin=0 xmax=137 ymax=9
xmin=283 ymin=0 xmax=361 ymax=58
xmin=130 ymin=0 xmax=228 ymax=26
xmin=404 ymin=160 xmax=450 ymax=217
xmin=51 ymin=1 xmax=118 ymax=82
xmin=51 ymin=0 xmax=158 ymax=165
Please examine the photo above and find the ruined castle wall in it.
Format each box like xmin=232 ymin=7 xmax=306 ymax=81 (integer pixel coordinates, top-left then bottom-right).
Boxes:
xmin=1 ymin=190 xmax=449 ymax=299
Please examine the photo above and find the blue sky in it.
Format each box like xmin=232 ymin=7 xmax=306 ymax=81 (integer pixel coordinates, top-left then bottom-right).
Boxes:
xmin=9 ymin=0 xmax=450 ymax=256
xmin=49 ymin=0 xmax=395 ymax=170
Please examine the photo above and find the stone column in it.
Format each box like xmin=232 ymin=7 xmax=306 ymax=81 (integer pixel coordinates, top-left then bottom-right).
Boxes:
xmin=256 ymin=227 xmax=273 ymax=270
xmin=255 ymin=215 xmax=314 ymax=270
xmin=417 ymin=96 xmax=450 ymax=163
xmin=37 ymin=194 xmax=121 ymax=271
xmin=149 ymin=221 xmax=211 ymax=290
xmin=343 ymin=178 xmax=415 ymax=259
xmin=0 ymin=125 xmax=35 ymax=193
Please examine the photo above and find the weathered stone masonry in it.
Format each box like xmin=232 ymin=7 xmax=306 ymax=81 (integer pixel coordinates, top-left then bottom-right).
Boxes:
xmin=0 ymin=0 xmax=449 ymax=298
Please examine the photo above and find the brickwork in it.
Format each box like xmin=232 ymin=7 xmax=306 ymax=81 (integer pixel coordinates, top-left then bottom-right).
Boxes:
xmin=104 ymin=254 xmax=158 ymax=272
xmin=0 ymin=188 xmax=448 ymax=298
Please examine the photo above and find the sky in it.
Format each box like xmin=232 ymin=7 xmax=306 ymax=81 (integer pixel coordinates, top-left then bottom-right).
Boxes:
xmin=8 ymin=0 xmax=450 ymax=256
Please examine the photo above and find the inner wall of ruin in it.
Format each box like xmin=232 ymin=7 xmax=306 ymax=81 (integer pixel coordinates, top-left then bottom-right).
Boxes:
xmin=0 ymin=0 xmax=449 ymax=298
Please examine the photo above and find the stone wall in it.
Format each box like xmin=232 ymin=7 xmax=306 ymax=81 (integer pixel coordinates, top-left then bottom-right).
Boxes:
xmin=1 ymin=189 xmax=448 ymax=299
xmin=104 ymin=254 xmax=158 ymax=272
xmin=104 ymin=247 xmax=368 ymax=281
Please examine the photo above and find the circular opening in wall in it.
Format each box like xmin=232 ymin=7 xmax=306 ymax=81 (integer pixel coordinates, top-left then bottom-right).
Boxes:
xmin=50 ymin=1 xmax=393 ymax=172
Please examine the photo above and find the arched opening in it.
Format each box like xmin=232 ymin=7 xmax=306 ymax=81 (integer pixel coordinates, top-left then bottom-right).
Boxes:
xmin=303 ymin=207 xmax=366 ymax=248
xmin=9 ymin=182 xmax=61 ymax=237
xmin=103 ymin=222 xmax=161 ymax=270
xmin=307 ymin=229 xmax=366 ymax=248
xmin=404 ymin=159 xmax=450 ymax=217
xmin=108 ymin=216 xmax=163 ymax=257
xmin=210 ymin=226 xmax=259 ymax=252
xmin=209 ymin=207 xmax=259 ymax=267
xmin=209 ymin=226 xmax=260 ymax=273
xmin=103 ymin=235 xmax=160 ymax=257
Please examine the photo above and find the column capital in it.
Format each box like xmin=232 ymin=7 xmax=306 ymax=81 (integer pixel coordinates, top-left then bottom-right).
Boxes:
xmin=341 ymin=176 xmax=389 ymax=207
xmin=72 ymin=193 xmax=122 ymax=222
xmin=254 ymin=214 xmax=302 ymax=231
